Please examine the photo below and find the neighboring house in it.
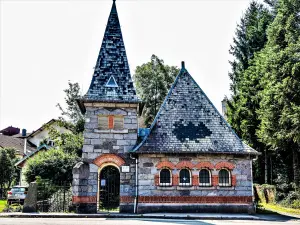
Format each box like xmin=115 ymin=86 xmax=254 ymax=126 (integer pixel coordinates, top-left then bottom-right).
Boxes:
xmin=0 ymin=134 xmax=36 ymax=158
xmin=14 ymin=119 xmax=71 ymax=186
xmin=72 ymin=0 xmax=259 ymax=214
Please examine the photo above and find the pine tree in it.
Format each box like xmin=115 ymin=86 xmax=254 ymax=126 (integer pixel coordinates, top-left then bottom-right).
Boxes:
xmin=258 ymin=0 xmax=300 ymax=187
xmin=227 ymin=1 xmax=273 ymax=183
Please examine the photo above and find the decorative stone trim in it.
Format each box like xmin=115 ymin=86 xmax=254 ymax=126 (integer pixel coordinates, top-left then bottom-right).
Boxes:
xmin=212 ymin=175 xmax=218 ymax=186
xmin=154 ymin=174 xmax=159 ymax=186
xmin=231 ymin=175 xmax=237 ymax=186
xmin=72 ymin=196 xmax=97 ymax=203
xmin=156 ymin=161 xmax=176 ymax=169
xmin=108 ymin=115 xmax=114 ymax=129
xmin=138 ymin=196 xmax=253 ymax=203
xmin=195 ymin=162 xmax=214 ymax=170
xmin=93 ymin=154 xmax=125 ymax=167
xmin=176 ymin=161 xmax=194 ymax=169
xmin=172 ymin=174 xmax=179 ymax=186
xmin=215 ymin=162 xmax=235 ymax=170
xmin=192 ymin=175 xmax=199 ymax=186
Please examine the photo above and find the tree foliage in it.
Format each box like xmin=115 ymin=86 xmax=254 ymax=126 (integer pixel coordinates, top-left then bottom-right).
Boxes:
xmin=0 ymin=148 xmax=16 ymax=189
xmin=56 ymin=81 xmax=85 ymax=133
xmin=24 ymin=148 xmax=78 ymax=184
xmin=134 ymin=55 xmax=179 ymax=126
xmin=226 ymin=1 xmax=273 ymax=183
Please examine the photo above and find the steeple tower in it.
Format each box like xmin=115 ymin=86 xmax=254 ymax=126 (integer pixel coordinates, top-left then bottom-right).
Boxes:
xmin=78 ymin=0 xmax=139 ymax=112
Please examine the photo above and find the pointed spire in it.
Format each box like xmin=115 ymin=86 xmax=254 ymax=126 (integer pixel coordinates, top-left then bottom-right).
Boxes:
xmin=83 ymin=0 xmax=139 ymax=103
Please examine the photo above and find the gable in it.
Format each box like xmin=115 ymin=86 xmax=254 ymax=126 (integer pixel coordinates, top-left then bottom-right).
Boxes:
xmin=134 ymin=66 xmax=257 ymax=155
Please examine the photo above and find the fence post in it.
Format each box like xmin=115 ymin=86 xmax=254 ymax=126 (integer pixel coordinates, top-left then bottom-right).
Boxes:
xmin=63 ymin=181 xmax=66 ymax=212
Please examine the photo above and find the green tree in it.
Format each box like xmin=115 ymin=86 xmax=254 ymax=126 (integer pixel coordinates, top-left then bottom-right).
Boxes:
xmin=226 ymin=1 xmax=273 ymax=183
xmin=257 ymin=0 xmax=300 ymax=187
xmin=0 ymin=148 xmax=16 ymax=191
xmin=134 ymin=55 xmax=179 ymax=126
xmin=57 ymin=81 xmax=85 ymax=133
xmin=24 ymin=148 xmax=78 ymax=185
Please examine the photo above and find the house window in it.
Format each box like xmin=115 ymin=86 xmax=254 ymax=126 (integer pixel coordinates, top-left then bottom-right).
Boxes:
xmin=199 ymin=169 xmax=211 ymax=187
xmin=179 ymin=169 xmax=191 ymax=186
xmin=218 ymin=169 xmax=231 ymax=187
xmin=98 ymin=115 xmax=124 ymax=130
xmin=159 ymin=169 xmax=172 ymax=186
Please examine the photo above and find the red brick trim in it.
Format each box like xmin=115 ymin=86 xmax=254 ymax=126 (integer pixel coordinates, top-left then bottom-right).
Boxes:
xmin=120 ymin=196 xmax=134 ymax=203
xmin=93 ymin=154 xmax=125 ymax=167
xmin=215 ymin=162 xmax=235 ymax=170
xmin=212 ymin=175 xmax=218 ymax=186
xmin=154 ymin=174 xmax=159 ymax=186
xmin=195 ymin=162 xmax=214 ymax=170
xmin=192 ymin=175 xmax=199 ymax=186
xmin=138 ymin=196 xmax=253 ymax=203
xmin=157 ymin=161 xmax=176 ymax=169
xmin=72 ymin=196 xmax=97 ymax=203
xmin=172 ymin=174 xmax=179 ymax=186
xmin=176 ymin=161 xmax=194 ymax=169
xmin=232 ymin=175 xmax=237 ymax=186
xmin=108 ymin=115 xmax=114 ymax=129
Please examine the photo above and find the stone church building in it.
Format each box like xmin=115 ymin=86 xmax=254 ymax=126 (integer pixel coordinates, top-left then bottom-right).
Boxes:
xmin=72 ymin=0 xmax=259 ymax=214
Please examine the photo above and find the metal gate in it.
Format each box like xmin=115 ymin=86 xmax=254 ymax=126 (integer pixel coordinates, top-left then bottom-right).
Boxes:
xmin=98 ymin=166 xmax=120 ymax=212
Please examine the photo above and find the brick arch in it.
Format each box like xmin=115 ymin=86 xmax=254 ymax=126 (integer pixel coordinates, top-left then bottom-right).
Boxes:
xmin=93 ymin=154 xmax=125 ymax=167
xmin=215 ymin=161 xmax=235 ymax=170
xmin=195 ymin=162 xmax=214 ymax=170
xmin=176 ymin=161 xmax=194 ymax=169
xmin=156 ymin=161 xmax=176 ymax=169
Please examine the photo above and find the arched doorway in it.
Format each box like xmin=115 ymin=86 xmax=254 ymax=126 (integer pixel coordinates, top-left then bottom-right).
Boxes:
xmin=98 ymin=165 xmax=120 ymax=211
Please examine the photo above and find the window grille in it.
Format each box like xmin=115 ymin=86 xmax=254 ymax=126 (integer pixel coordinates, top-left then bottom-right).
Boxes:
xmin=98 ymin=115 xmax=109 ymax=129
xmin=114 ymin=116 xmax=124 ymax=130
xmin=179 ymin=169 xmax=191 ymax=186
xmin=218 ymin=169 xmax=231 ymax=187
xmin=199 ymin=169 xmax=211 ymax=187
xmin=159 ymin=169 xmax=172 ymax=187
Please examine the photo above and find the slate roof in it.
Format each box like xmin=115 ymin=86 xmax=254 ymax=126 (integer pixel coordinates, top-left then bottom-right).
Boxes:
xmin=78 ymin=0 xmax=139 ymax=112
xmin=0 ymin=134 xmax=36 ymax=156
xmin=132 ymin=62 xmax=258 ymax=155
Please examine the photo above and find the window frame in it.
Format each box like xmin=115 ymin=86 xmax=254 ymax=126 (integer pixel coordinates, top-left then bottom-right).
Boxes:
xmin=179 ymin=168 xmax=192 ymax=186
xmin=159 ymin=168 xmax=172 ymax=187
xmin=98 ymin=115 xmax=124 ymax=130
xmin=199 ymin=168 xmax=212 ymax=187
xmin=218 ymin=168 xmax=231 ymax=187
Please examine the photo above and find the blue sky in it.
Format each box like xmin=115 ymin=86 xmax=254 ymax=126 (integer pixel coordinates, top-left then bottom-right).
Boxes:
xmin=0 ymin=0 xmax=260 ymax=132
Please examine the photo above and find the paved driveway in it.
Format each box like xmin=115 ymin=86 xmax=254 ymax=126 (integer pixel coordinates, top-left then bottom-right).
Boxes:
xmin=0 ymin=218 xmax=299 ymax=225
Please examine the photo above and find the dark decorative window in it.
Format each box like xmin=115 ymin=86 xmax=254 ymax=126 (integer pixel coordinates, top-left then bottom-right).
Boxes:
xmin=199 ymin=169 xmax=211 ymax=186
xmin=159 ymin=169 xmax=172 ymax=186
xmin=179 ymin=169 xmax=191 ymax=186
xmin=218 ymin=169 xmax=231 ymax=187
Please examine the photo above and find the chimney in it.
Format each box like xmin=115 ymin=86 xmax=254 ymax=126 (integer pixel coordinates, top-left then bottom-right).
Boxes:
xmin=221 ymin=97 xmax=228 ymax=119
xmin=22 ymin=128 xmax=27 ymax=155
xmin=22 ymin=129 xmax=27 ymax=137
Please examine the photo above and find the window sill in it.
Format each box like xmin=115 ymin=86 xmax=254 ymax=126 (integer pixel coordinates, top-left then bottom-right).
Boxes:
xmin=197 ymin=186 xmax=215 ymax=190
xmin=157 ymin=186 xmax=175 ymax=190
xmin=177 ymin=186 xmax=194 ymax=190
xmin=94 ymin=129 xmax=129 ymax=134
xmin=217 ymin=186 xmax=234 ymax=190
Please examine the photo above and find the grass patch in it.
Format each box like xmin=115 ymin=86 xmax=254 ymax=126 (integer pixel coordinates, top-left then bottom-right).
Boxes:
xmin=258 ymin=203 xmax=300 ymax=216
xmin=0 ymin=200 xmax=7 ymax=212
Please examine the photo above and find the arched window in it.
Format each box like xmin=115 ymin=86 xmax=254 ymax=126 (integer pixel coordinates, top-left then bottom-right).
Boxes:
xmin=199 ymin=169 xmax=211 ymax=187
xmin=159 ymin=169 xmax=172 ymax=186
xmin=179 ymin=169 xmax=191 ymax=186
xmin=218 ymin=169 xmax=231 ymax=187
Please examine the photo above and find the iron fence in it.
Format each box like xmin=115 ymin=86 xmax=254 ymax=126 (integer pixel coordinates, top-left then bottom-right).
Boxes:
xmin=37 ymin=180 xmax=72 ymax=212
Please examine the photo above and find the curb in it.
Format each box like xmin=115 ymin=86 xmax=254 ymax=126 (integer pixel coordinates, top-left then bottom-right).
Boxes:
xmin=0 ymin=213 xmax=262 ymax=220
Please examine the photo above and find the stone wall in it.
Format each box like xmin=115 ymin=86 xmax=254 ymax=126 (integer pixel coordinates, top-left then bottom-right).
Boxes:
xmin=72 ymin=103 xmax=138 ymax=213
xmin=136 ymin=153 xmax=254 ymax=213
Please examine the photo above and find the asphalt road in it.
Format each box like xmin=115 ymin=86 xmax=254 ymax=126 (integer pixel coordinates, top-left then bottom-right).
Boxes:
xmin=0 ymin=218 xmax=299 ymax=225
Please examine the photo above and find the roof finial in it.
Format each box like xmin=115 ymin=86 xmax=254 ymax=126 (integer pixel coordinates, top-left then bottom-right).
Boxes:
xmin=181 ymin=61 xmax=185 ymax=69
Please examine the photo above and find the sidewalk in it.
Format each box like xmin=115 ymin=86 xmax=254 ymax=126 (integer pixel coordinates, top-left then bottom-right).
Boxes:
xmin=0 ymin=212 xmax=297 ymax=221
